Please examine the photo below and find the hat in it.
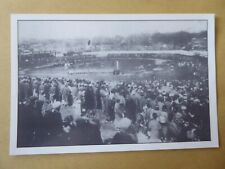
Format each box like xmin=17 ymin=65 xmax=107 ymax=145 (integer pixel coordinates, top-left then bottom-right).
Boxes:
xmin=159 ymin=115 xmax=167 ymax=124
xmin=181 ymin=105 xmax=187 ymax=110
xmin=175 ymin=112 xmax=183 ymax=119
xmin=52 ymin=101 xmax=61 ymax=109
xmin=114 ymin=118 xmax=131 ymax=130
xmin=162 ymin=91 xmax=166 ymax=95
xmin=194 ymin=99 xmax=200 ymax=103
xmin=169 ymin=93 xmax=174 ymax=97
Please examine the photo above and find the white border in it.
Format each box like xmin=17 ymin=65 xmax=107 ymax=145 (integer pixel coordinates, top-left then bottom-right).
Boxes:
xmin=10 ymin=14 xmax=218 ymax=155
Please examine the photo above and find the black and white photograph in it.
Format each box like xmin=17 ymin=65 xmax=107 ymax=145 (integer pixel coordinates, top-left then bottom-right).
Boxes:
xmin=10 ymin=14 xmax=218 ymax=155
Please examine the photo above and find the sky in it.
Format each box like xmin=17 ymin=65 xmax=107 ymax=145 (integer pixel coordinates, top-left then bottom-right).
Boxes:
xmin=18 ymin=20 xmax=207 ymax=41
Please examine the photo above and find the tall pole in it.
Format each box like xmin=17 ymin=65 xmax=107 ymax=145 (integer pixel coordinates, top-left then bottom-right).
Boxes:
xmin=116 ymin=60 xmax=119 ymax=70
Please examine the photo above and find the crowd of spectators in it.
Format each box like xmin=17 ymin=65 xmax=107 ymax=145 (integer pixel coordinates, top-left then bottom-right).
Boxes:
xmin=17 ymin=60 xmax=210 ymax=147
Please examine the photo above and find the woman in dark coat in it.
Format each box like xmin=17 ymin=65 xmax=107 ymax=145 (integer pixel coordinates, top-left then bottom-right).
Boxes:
xmin=125 ymin=95 xmax=137 ymax=123
xmin=84 ymin=86 xmax=95 ymax=110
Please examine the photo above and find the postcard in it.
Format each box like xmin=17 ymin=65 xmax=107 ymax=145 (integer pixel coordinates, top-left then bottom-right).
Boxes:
xmin=10 ymin=14 xmax=218 ymax=155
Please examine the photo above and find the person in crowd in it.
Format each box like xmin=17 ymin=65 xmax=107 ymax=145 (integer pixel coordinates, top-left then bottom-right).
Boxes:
xmin=125 ymin=94 xmax=137 ymax=123
xmin=61 ymin=81 xmax=71 ymax=104
xmin=147 ymin=113 xmax=162 ymax=143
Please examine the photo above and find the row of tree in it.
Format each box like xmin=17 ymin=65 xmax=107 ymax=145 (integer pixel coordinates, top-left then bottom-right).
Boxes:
xmin=91 ymin=31 xmax=207 ymax=48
